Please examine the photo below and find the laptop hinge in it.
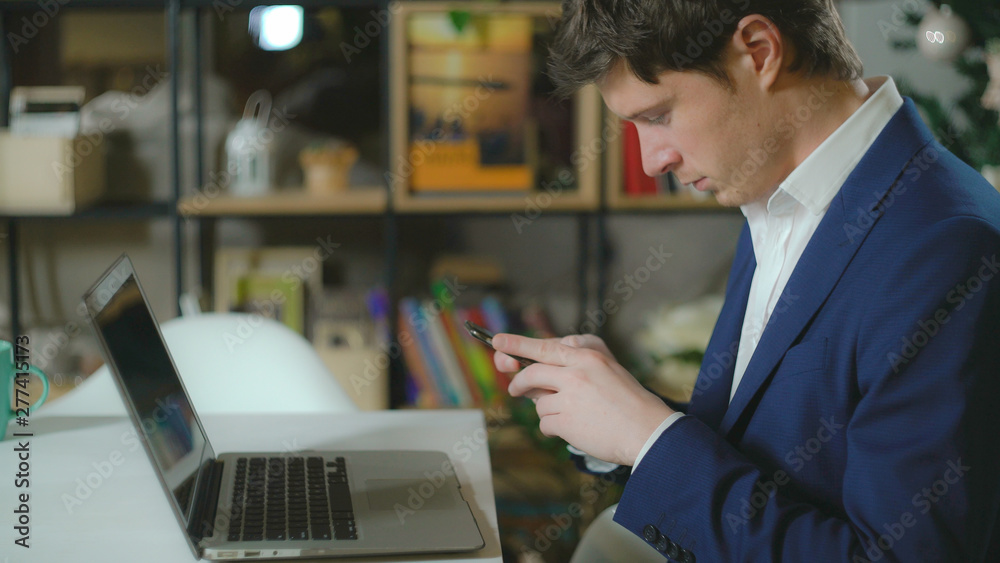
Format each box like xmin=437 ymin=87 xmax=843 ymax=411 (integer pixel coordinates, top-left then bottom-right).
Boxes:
xmin=189 ymin=458 xmax=225 ymax=544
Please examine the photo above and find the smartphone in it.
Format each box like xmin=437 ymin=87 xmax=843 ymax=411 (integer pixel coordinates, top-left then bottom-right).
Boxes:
xmin=464 ymin=320 xmax=536 ymax=368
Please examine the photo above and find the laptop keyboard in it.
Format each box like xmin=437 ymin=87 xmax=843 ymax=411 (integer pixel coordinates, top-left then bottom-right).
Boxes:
xmin=226 ymin=456 xmax=357 ymax=542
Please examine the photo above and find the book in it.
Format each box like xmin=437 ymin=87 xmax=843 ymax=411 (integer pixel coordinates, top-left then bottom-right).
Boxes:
xmin=214 ymin=246 xmax=323 ymax=337
xmin=622 ymin=121 xmax=657 ymax=196
xmin=400 ymin=298 xmax=458 ymax=406
xmin=422 ymin=299 xmax=475 ymax=406
xmin=233 ymin=275 xmax=305 ymax=334
xmin=456 ymin=308 xmax=501 ymax=405
xmin=397 ymin=305 xmax=441 ymax=408
xmin=432 ymin=280 xmax=486 ymax=406
xmin=439 ymin=307 xmax=486 ymax=406
xmin=466 ymin=305 xmax=513 ymax=394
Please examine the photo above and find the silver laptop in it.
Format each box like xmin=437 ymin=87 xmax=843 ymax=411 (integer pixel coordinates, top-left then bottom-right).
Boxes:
xmin=83 ymin=254 xmax=484 ymax=560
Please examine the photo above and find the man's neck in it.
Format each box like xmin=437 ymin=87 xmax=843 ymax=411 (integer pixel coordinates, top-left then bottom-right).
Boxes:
xmin=780 ymin=76 xmax=873 ymax=174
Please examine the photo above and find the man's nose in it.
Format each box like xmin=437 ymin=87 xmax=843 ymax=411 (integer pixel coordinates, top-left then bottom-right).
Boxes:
xmin=639 ymin=131 xmax=681 ymax=178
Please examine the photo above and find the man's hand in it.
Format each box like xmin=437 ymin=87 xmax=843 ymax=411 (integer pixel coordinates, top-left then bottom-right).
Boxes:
xmin=493 ymin=333 xmax=675 ymax=466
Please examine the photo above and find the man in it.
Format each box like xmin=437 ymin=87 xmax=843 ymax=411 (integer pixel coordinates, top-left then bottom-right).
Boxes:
xmin=491 ymin=0 xmax=1000 ymax=561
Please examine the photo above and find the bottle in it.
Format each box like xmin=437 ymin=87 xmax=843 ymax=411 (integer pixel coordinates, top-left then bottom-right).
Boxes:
xmin=226 ymin=89 xmax=272 ymax=197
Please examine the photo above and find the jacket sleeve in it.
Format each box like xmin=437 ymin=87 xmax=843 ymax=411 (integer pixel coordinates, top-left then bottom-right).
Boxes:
xmin=612 ymin=216 xmax=1000 ymax=562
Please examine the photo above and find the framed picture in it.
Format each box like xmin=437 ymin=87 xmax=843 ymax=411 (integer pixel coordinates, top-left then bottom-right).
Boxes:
xmin=389 ymin=1 xmax=603 ymax=212
xmin=213 ymin=247 xmax=324 ymax=337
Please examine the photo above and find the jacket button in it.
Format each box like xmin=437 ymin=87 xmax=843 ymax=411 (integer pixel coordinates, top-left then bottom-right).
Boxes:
xmin=654 ymin=535 xmax=671 ymax=553
xmin=680 ymin=549 xmax=696 ymax=563
xmin=642 ymin=524 xmax=659 ymax=543
xmin=664 ymin=539 xmax=680 ymax=559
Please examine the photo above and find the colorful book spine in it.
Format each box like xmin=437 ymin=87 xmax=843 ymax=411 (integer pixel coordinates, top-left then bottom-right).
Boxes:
xmin=397 ymin=306 xmax=440 ymax=408
xmin=456 ymin=308 xmax=500 ymax=405
xmin=466 ymin=305 xmax=513 ymax=394
xmin=400 ymin=298 xmax=458 ymax=406
xmin=421 ymin=299 xmax=474 ymax=406
xmin=440 ymin=308 xmax=486 ymax=406
xmin=431 ymin=280 xmax=486 ymax=406
xmin=480 ymin=295 xmax=509 ymax=333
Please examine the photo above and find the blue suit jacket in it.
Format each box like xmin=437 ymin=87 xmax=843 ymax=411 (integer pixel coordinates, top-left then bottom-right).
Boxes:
xmin=613 ymin=99 xmax=1000 ymax=562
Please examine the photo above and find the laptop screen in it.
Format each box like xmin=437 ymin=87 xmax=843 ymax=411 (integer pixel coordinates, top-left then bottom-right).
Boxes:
xmin=84 ymin=256 xmax=215 ymax=543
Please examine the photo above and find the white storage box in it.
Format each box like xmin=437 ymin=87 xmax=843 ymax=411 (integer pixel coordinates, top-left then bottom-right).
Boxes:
xmin=0 ymin=132 xmax=104 ymax=215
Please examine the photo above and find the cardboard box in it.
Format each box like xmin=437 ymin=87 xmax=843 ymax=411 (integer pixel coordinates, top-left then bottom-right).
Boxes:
xmin=0 ymin=132 xmax=104 ymax=215
xmin=313 ymin=319 xmax=389 ymax=411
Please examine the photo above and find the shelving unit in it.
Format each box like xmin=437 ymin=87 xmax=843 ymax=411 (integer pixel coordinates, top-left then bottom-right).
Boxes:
xmin=0 ymin=1 xmax=183 ymax=342
xmin=387 ymin=2 xmax=603 ymax=215
xmin=178 ymin=189 xmax=388 ymax=216
xmin=1 ymin=0 xmax=736 ymax=403
xmin=1 ymin=5 xmax=738 ymax=560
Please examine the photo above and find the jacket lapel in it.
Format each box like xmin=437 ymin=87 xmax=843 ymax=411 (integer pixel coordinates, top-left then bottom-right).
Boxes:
xmin=687 ymin=225 xmax=755 ymax=432
xmin=717 ymin=99 xmax=936 ymax=437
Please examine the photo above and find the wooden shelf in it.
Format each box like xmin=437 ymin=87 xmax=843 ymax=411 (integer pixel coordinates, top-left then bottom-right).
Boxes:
xmin=393 ymin=190 xmax=597 ymax=214
xmin=178 ymin=188 xmax=387 ymax=217
xmin=608 ymin=193 xmax=727 ymax=212
xmin=1 ymin=201 xmax=172 ymax=220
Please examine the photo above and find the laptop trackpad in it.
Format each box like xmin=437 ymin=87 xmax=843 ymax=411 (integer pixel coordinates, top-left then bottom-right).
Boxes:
xmin=366 ymin=479 xmax=459 ymax=510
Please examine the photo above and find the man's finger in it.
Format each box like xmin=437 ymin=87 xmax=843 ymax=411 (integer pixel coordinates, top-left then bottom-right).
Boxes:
xmin=493 ymin=351 xmax=522 ymax=373
xmin=525 ymin=388 xmax=556 ymax=403
xmin=493 ymin=333 xmax=574 ymax=367
xmin=507 ymin=364 xmax=565 ymax=398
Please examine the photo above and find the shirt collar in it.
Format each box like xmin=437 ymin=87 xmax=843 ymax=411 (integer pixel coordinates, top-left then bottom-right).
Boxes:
xmin=742 ymin=76 xmax=904 ymax=220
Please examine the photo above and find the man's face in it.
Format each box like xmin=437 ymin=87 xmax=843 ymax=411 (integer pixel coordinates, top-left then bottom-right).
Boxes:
xmin=599 ymin=61 xmax=784 ymax=207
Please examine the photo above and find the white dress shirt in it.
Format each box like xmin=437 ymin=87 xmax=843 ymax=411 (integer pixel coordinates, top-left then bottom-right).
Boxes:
xmin=630 ymin=76 xmax=904 ymax=470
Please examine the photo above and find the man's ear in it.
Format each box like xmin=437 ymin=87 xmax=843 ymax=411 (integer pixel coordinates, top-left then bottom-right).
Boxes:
xmin=730 ymin=14 xmax=784 ymax=91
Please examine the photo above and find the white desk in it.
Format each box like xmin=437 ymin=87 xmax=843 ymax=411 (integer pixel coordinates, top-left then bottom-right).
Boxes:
xmin=2 ymin=410 xmax=502 ymax=562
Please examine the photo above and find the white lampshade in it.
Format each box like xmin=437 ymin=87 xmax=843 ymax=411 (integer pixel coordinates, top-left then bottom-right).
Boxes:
xmin=917 ymin=4 xmax=971 ymax=62
xmin=249 ymin=5 xmax=304 ymax=51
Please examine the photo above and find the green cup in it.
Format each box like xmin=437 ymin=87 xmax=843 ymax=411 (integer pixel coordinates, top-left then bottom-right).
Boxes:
xmin=2 ymin=339 xmax=49 ymax=438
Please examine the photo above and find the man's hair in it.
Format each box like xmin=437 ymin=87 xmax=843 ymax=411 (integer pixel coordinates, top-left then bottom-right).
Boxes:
xmin=548 ymin=0 xmax=863 ymax=97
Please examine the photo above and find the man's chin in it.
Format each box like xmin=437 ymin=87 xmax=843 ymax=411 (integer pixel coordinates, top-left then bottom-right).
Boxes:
xmin=709 ymin=189 xmax=744 ymax=208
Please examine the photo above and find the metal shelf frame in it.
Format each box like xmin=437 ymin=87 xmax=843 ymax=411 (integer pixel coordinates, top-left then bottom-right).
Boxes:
xmin=0 ymin=0 xmax=633 ymax=406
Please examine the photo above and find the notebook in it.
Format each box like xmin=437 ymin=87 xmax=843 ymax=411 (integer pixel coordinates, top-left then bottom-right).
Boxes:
xmin=82 ymin=254 xmax=484 ymax=560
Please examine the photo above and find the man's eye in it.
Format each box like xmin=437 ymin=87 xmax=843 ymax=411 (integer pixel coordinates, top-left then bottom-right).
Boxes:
xmin=647 ymin=114 xmax=666 ymax=126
